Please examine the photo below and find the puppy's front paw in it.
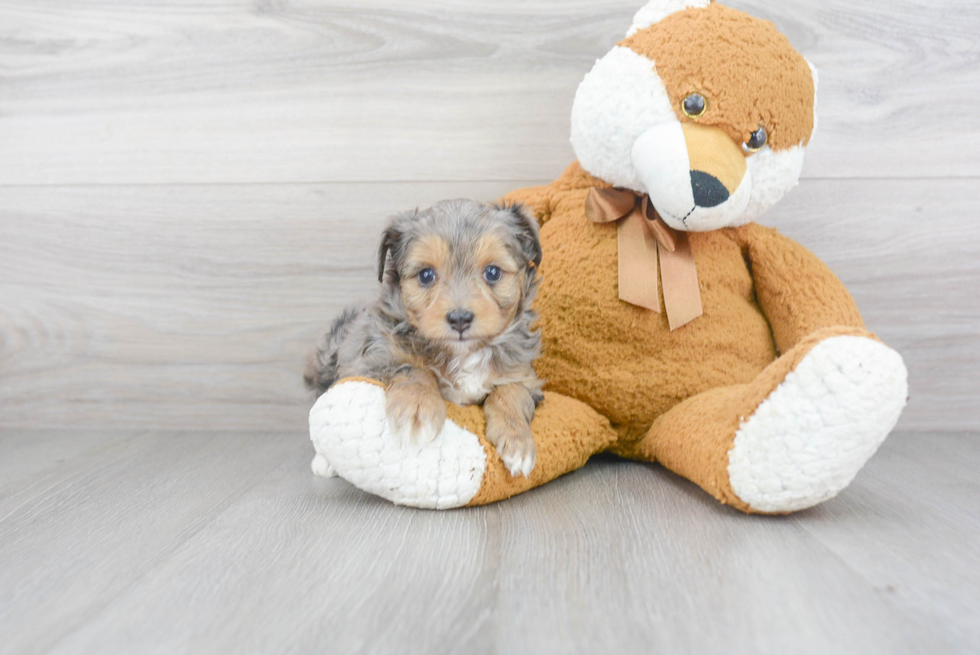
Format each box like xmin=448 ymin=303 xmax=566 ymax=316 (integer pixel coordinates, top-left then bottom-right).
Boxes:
xmin=487 ymin=424 xmax=537 ymax=478
xmin=386 ymin=383 xmax=447 ymax=445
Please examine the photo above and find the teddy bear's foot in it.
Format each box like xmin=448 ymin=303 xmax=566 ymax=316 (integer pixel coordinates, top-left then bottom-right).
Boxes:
xmin=309 ymin=379 xmax=488 ymax=509
xmin=727 ymin=334 xmax=907 ymax=512
xmin=630 ymin=327 xmax=908 ymax=514
xmin=309 ymin=378 xmax=619 ymax=509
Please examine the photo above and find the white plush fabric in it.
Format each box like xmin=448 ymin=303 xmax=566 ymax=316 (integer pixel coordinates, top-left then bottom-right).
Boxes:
xmin=728 ymin=336 xmax=908 ymax=513
xmin=309 ymin=381 xmax=486 ymax=509
xmin=736 ymin=61 xmax=816 ymax=222
xmin=571 ymin=46 xmax=676 ymax=193
xmin=632 ymin=123 xmax=754 ymax=231
xmin=572 ymin=46 xmax=809 ymax=230
xmin=740 ymin=144 xmax=806 ymax=224
xmin=626 ymin=0 xmax=711 ymax=37
xmin=631 ymin=122 xmax=695 ymax=220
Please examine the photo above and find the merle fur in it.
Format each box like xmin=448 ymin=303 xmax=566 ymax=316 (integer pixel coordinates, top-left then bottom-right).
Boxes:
xmin=304 ymin=199 xmax=543 ymax=400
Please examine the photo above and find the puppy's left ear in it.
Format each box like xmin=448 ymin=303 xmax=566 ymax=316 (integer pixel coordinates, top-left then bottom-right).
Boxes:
xmin=498 ymin=204 xmax=542 ymax=269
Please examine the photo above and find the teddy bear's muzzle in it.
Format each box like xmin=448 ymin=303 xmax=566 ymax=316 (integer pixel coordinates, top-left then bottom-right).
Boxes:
xmin=690 ymin=170 xmax=730 ymax=208
xmin=632 ymin=121 xmax=752 ymax=232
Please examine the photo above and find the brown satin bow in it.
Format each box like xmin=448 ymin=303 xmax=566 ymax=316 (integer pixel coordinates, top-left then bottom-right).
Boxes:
xmin=585 ymin=187 xmax=703 ymax=331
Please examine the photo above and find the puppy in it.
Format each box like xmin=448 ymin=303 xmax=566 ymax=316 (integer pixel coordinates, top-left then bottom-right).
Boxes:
xmin=305 ymin=199 xmax=544 ymax=477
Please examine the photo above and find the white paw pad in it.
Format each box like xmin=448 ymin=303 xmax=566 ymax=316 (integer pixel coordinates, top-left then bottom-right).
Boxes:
xmin=728 ymin=336 xmax=908 ymax=513
xmin=309 ymin=381 xmax=487 ymax=509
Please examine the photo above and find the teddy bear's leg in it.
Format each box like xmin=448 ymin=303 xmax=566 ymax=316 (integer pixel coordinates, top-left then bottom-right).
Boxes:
xmin=310 ymin=378 xmax=617 ymax=509
xmin=621 ymin=326 xmax=908 ymax=514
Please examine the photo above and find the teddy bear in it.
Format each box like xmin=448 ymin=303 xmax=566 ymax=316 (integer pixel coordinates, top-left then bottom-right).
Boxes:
xmin=308 ymin=0 xmax=908 ymax=513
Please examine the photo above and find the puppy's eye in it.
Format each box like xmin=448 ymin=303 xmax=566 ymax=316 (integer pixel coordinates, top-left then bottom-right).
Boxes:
xmin=483 ymin=265 xmax=501 ymax=283
xmin=417 ymin=268 xmax=436 ymax=286
xmin=743 ymin=126 xmax=768 ymax=153
xmin=682 ymin=93 xmax=707 ymax=119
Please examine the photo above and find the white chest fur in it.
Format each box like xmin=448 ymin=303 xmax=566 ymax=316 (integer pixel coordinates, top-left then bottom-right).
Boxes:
xmin=437 ymin=348 xmax=493 ymax=406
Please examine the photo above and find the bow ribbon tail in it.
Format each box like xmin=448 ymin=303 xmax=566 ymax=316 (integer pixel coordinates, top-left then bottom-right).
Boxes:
xmin=658 ymin=232 xmax=702 ymax=331
xmin=616 ymin=211 xmax=662 ymax=314
xmin=585 ymin=186 xmax=702 ymax=330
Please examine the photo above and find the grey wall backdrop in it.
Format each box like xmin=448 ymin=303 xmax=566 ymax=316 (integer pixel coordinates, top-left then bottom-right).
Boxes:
xmin=1 ymin=0 xmax=977 ymax=432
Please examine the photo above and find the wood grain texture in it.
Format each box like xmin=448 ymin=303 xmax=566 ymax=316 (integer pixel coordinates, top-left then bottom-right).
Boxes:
xmin=1 ymin=179 xmax=976 ymax=431
xmin=1 ymin=2 xmax=975 ymax=651
xmin=1 ymin=0 xmax=978 ymax=184
xmin=0 ymin=181 xmax=530 ymax=431
xmin=0 ymin=431 xmax=290 ymax=655
xmin=795 ymin=432 xmax=980 ymax=654
xmin=0 ymin=430 xmax=975 ymax=654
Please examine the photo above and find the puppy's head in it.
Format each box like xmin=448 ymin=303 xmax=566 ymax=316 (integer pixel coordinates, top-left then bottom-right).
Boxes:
xmin=378 ymin=200 xmax=541 ymax=348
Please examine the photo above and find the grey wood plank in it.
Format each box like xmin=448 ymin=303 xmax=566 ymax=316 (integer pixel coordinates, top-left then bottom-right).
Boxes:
xmin=0 ymin=429 xmax=135 ymax=493
xmin=0 ymin=430 xmax=959 ymax=655
xmin=759 ymin=179 xmax=980 ymax=432
xmin=43 ymin=438 xmax=503 ymax=655
xmin=0 ymin=0 xmax=977 ymax=184
xmin=0 ymin=430 xmax=290 ymax=655
xmin=1 ymin=179 xmax=975 ymax=431
xmin=489 ymin=461 xmax=949 ymax=655
xmin=0 ymin=180 xmax=532 ymax=432
xmin=794 ymin=432 xmax=980 ymax=654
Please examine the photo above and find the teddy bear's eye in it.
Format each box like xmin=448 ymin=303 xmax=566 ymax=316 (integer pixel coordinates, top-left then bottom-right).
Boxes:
xmin=744 ymin=126 xmax=768 ymax=153
xmin=682 ymin=93 xmax=707 ymax=119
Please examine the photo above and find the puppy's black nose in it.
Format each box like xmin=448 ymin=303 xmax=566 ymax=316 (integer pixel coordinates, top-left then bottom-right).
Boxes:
xmin=446 ymin=309 xmax=474 ymax=335
xmin=691 ymin=170 xmax=730 ymax=208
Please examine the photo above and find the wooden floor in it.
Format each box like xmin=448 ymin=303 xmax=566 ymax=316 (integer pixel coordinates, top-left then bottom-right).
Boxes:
xmin=0 ymin=430 xmax=976 ymax=654
xmin=2 ymin=0 xmax=979 ymax=652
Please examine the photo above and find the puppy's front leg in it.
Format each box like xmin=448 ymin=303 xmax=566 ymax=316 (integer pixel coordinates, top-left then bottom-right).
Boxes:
xmin=386 ymin=368 xmax=447 ymax=445
xmin=484 ymin=383 xmax=537 ymax=478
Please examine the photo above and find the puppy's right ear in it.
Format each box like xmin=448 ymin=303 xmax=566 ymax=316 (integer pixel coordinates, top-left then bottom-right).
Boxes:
xmin=377 ymin=224 xmax=400 ymax=283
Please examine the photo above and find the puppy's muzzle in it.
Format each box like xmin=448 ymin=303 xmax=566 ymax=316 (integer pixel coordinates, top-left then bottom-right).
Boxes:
xmin=446 ymin=309 xmax=474 ymax=336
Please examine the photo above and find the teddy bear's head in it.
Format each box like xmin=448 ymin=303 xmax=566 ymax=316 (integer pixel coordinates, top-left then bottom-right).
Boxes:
xmin=570 ymin=0 xmax=817 ymax=231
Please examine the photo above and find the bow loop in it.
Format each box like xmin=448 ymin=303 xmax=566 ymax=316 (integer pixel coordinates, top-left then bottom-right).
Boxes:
xmin=640 ymin=196 xmax=677 ymax=253
xmin=584 ymin=187 xmax=640 ymax=224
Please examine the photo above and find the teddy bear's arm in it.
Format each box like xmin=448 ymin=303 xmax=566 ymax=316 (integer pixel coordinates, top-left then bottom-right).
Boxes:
xmin=495 ymin=185 xmax=555 ymax=225
xmin=737 ymin=223 xmax=865 ymax=354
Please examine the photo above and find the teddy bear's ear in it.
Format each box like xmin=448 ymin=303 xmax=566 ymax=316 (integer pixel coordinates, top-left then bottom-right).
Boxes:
xmin=626 ymin=0 xmax=712 ymax=37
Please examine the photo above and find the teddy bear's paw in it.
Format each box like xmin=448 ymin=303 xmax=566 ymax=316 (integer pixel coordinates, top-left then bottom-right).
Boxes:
xmin=728 ymin=335 xmax=908 ymax=513
xmin=309 ymin=380 xmax=487 ymax=509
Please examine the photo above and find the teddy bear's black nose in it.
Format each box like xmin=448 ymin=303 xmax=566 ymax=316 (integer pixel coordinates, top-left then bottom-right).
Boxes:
xmin=691 ymin=171 xmax=730 ymax=208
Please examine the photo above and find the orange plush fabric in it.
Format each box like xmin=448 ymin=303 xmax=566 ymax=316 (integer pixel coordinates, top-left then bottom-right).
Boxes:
xmin=318 ymin=2 xmax=907 ymax=514
xmin=457 ymin=2 xmax=897 ymax=512
xmin=451 ymin=392 xmax=617 ymax=506
xmin=459 ymin=163 xmax=872 ymax=509
xmin=621 ymin=3 xmax=815 ymax=149
xmin=497 ymin=163 xmax=863 ymax=444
